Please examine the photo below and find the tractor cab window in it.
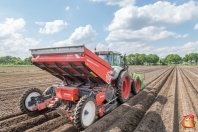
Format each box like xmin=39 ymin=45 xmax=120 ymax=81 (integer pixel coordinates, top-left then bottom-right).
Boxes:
xmin=98 ymin=54 xmax=112 ymax=64
xmin=113 ymin=54 xmax=121 ymax=66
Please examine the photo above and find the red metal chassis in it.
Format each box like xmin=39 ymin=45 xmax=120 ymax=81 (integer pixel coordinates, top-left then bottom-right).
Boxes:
xmin=30 ymin=46 xmax=116 ymax=119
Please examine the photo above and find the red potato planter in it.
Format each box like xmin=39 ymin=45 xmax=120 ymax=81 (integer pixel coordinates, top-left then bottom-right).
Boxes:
xmin=19 ymin=45 xmax=144 ymax=130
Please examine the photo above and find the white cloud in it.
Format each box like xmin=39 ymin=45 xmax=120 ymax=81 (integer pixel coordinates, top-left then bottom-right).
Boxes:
xmin=66 ymin=6 xmax=70 ymax=11
xmin=100 ymin=1 xmax=196 ymax=57
xmin=35 ymin=22 xmax=44 ymax=25
xmin=106 ymin=26 xmax=188 ymax=43
xmin=39 ymin=20 xmax=68 ymax=34
xmin=94 ymin=41 xmax=147 ymax=56
xmin=91 ymin=0 xmax=135 ymax=7
xmin=53 ymin=25 xmax=96 ymax=47
xmin=0 ymin=18 xmax=25 ymax=36
xmin=147 ymin=41 xmax=198 ymax=57
xmin=0 ymin=18 xmax=40 ymax=58
xmin=95 ymin=43 xmax=108 ymax=51
xmin=94 ymin=41 xmax=198 ymax=58
xmin=107 ymin=1 xmax=198 ymax=31
xmin=194 ymin=23 xmax=198 ymax=30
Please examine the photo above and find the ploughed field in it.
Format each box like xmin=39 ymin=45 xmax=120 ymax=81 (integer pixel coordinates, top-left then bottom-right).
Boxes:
xmin=0 ymin=66 xmax=198 ymax=132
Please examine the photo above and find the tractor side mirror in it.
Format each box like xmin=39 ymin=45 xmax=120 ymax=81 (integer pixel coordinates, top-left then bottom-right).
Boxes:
xmin=123 ymin=54 xmax=128 ymax=70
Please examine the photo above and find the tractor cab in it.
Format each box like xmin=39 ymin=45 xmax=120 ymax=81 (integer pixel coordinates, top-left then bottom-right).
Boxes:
xmin=95 ymin=51 xmax=122 ymax=66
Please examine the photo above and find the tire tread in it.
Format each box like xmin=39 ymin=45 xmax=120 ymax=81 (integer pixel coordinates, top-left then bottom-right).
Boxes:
xmin=117 ymin=71 xmax=131 ymax=103
xmin=73 ymin=95 xmax=96 ymax=130
xmin=19 ymin=88 xmax=42 ymax=113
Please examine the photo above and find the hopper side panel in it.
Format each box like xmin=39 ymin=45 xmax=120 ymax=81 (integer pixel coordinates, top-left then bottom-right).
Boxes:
xmin=84 ymin=47 xmax=111 ymax=84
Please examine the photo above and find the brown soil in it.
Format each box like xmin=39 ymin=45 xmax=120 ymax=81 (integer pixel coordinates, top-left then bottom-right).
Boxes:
xmin=0 ymin=111 xmax=59 ymax=132
xmin=0 ymin=66 xmax=41 ymax=72
xmin=0 ymin=72 xmax=61 ymax=119
xmin=52 ymin=123 xmax=77 ymax=132
xmin=132 ymin=68 xmax=176 ymax=132
xmin=26 ymin=116 xmax=69 ymax=132
xmin=2 ymin=66 xmax=197 ymax=132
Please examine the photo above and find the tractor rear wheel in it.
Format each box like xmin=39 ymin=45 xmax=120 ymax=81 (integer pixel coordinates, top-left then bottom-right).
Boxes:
xmin=117 ymin=71 xmax=131 ymax=103
xmin=19 ymin=88 xmax=42 ymax=113
xmin=73 ymin=95 xmax=96 ymax=130
xmin=132 ymin=77 xmax=141 ymax=95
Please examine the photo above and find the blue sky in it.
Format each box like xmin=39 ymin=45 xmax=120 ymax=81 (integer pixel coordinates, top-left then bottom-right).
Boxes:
xmin=0 ymin=0 xmax=198 ymax=59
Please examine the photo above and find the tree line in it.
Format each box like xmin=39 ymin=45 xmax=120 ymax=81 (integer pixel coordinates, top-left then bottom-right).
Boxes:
xmin=0 ymin=53 xmax=198 ymax=66
xmin=0 ymin=56 xmax=32 ymax=65
xmin=127 ymin=53 xmax=198 ymax=65
xmin=127 ymin=53 xmax=159 ymax=65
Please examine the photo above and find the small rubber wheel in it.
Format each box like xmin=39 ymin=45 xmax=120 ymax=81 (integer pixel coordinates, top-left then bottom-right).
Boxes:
xmin=132 ymin=77 xmax=141 ymax=95
xmin=73 ymin=95 xmax=96 ymax=130
xmin=117 ymin=71 xmax=131 ymax=103
xmin=19 ymin=88 xmax=42 ymax=113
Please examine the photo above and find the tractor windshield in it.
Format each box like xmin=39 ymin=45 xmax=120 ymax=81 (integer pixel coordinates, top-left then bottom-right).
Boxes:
xmin=99 ymin=54 xmax=121 ymax=66
xmin=98 ymin=54 xmax=112 ymax=64
xmin=113 ymin=54 xmax=121 ymax=66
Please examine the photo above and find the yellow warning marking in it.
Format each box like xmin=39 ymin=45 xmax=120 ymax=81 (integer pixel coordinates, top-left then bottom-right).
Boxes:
xmin=90 ymin=72 xmax=97 ymax=77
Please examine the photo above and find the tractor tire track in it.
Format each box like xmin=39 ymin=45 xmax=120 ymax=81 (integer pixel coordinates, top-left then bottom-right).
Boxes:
xmin=132 ymin=67 xmax=176 ymax=132
xmin=52 ymin=123 xmax=76 ymax=132
xmin=177 ymin=68 xmax=198 ymax=132
xmin=129 ymin=66 xmax=168 ymax=74
xmin=180 ymin=68 xmax=198 ymax=120
xmin=0 ymin=109 xmax=53 ymax=128
xmin=0 ymin=111 xmax=59 ymax=132
xmin=0 ymin=80 xmax=60 ymax=91
xmin=25 ymin=116 xmax=69 ymax=132
xmin=0 ymin=72 xmax=50 ymax=83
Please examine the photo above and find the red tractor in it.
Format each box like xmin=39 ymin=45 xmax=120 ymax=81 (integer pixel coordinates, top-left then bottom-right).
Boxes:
xmin=19 ymin=45 xmax=144 ymax=130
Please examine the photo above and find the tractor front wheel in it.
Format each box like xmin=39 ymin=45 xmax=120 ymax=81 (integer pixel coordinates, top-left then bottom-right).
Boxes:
xmin=132 ymin=77 xmax=141 ymax=95
xmin=19 ymin=88 xmax=42 ymax=113
xmin=117 ymin=71 xmax=131 ymax=103
xmin=73 ymin=95 xmax=96 ymax=130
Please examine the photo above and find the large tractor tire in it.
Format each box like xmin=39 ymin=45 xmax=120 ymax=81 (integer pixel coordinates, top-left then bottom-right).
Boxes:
xmin=132 ymin=76 xmax=141 ymax=95
xmin=117 ymin=71 xmax=131 ymax=103
xmin=73 ymin=95 xmax=96 ymax=130
xmin=19 ymin=88 xmax=42 ymax=113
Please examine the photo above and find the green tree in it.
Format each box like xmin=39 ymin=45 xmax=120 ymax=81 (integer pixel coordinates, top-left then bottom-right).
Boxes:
xmin=159 ymin=58 xmax=167 ymax=65
xmin=127 ymin=54 xmax=135 ymax=64
xmin=189 ymin=53 xmax=198 ymax=64
xmin=173 ymin=54 xmax=182 ymax=64
xmin=0 ymin=56 xmax=22 ymax=65
xmin=0 ymin=56 xmax=33 ymax=65
xmin=183 ymin=53 xmax=198 ymax=65
xmin=183 ymin=54 xmax=189 ymax=63
xmin=127 ymin=54 xmax=141 ymax=65
xmin=138 ymin=54 xmax=146 ymax=65
xmin=194 ymin=53 xmax=198 ymax=64
xmin=146 ymin=54 xmax=159 ymax=65
xmin=24 ymin=57 xmax=32 ymax=65
xmin=165 ymin=54 xmax=182 ymax=64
